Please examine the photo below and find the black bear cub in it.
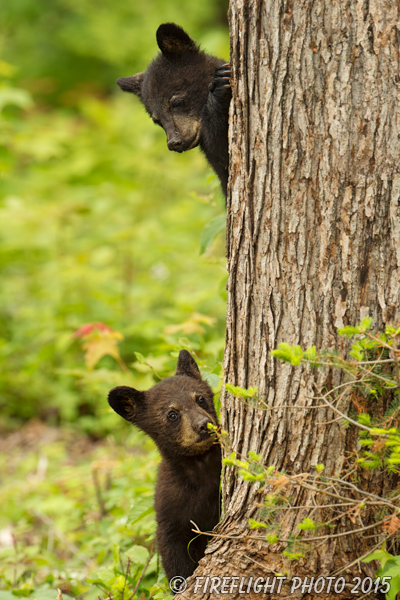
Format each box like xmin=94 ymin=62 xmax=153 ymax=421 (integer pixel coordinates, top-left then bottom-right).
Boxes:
xmin=117 ymin=23 xmax=231 ymax=197
xmin=108 ymin=350 xmax=221 ymax=583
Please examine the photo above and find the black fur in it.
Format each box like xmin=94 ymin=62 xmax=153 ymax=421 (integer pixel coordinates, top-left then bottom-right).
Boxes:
xmin=108 ymin=350 xmax=221 ymax=582
xmin=117 ymin=23 xmax=231 ymax=197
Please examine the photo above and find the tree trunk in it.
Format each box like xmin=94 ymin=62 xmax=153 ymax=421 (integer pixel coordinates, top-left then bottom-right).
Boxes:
xmin=183 ymin=1 xmax=400 ymax=598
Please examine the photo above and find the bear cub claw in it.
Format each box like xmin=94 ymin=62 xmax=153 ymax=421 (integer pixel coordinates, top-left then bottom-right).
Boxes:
xmin=209 ymin=63 xmax=232 ymax=95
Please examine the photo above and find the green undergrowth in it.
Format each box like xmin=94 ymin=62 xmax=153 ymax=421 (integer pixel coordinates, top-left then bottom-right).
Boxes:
xmin=0 ymin=422 xmax=172 ymax=599
xmin=0 ymin=5 xmax=228 ymax=598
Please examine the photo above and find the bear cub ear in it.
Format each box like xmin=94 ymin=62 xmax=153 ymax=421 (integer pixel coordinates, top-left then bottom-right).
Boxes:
xmin=108 ymin=386 xmax=146 ymax=423
xmin=175 ymin=349 xmax=202 ymax=380
xmin=156 ymin=23 xmax=198 ymax=59
xmin=116 ymin=73 xmax=144 ymax=97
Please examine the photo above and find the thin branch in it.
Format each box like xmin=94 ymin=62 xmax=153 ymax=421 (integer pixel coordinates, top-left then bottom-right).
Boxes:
xmin=92 ymin=469 xmax=107 ymax=518
xmin=316 ymin=416 xmax=343 ymax=425
xmin=323 ymin=476 xmax=400 ymax=510
xmin=254 ymin=501 xmax=356 ymax=511
xmin=314 ymin=378 xmax=363 ymax=395
xmin=33 ymin=509 xmax=91 ymax=566
xmin=311 ymin=394 xmax=371 ymax=431
xmin=349 ymin=359 xmax=395 ymax=365
xmin=190 ymin=515 xmax=391 ymax=545
xmin=128 ymin=542 xmax=155 ymax=599
xmin=332 ymin=533 xmax=392 ymax=577
xmin=357 ymin=363 xmax=397 ymax=387
xmin=366 ymin=332 xmax=396 ymax=352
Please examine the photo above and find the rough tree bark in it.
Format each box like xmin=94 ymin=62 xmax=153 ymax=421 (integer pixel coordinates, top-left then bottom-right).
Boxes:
xmin=183 ymin=1 xmax=400 ymax=598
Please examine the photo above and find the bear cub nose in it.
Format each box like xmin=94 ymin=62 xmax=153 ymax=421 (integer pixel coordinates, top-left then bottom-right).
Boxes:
xmin=167 ymin=136 xmax=184 ymax=152
xmin=197 ymin=416 xmax=213 ymax=435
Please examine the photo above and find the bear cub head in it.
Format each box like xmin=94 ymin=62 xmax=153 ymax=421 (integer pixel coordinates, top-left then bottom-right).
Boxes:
xmin=116 ymin=23 xmax=225 ymax=155
xmin=108 ymin=350 xmax=218 ymax=458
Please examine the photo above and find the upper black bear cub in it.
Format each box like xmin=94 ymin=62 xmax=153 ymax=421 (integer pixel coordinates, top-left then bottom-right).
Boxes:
xmin=117 ymin=23 xmax=231 ymax=197
xmin=108 ymin=350 xmax=221 ymax=583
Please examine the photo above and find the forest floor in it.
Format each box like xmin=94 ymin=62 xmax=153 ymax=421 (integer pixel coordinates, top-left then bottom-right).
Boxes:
xmin=0 ymin=421 xmax=166 ymax=600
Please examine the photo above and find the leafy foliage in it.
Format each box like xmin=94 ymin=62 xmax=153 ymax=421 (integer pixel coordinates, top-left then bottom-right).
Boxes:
xmin=0 ymin=79 xmax=227 ymax=432
xmin=0 ymin=423 xmax=169 ymax=599
xmin=0 ymin=0 xmax=229 ymax=104
xmin=1 ymin=4 xmax=229 ymax=598
xmin=222 ymin=321 xmax=400 ymax=591
xmin=363 ymin=549 xmax=400 ymax=600
xmin=272 ymin=323 xmax=400 ymax=472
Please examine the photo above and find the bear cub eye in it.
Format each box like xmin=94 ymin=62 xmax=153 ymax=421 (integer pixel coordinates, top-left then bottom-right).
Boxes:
xmin=196 ymin=395 xmax=207 ymax=408
xmin=168 ymin=410 xmax=179 ymax=422
xmin=170 ymin=97 xmax=184 ymax=108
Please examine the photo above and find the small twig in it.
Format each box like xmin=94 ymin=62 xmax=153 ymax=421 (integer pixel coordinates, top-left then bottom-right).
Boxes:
xmin=254 ymin=501 xmax=356 ymax=511
xmin=243 ymin=553 xmax=278 ymax=575
xmin=92 ymin=468 xmax=107 ymax=518
xmin=313 ymin=377 xmax=367 ymax=397
xmin=33 ymin=509 xmax=91 ymax=566
xmin=357 ymin=363 xmax=397 ymax=387
xmin=129 ymin=542 xmax=155 ymax=599
xmin=312 ymin=394 xmax=371 ymax=432
xmin=298 ymin=479 xmax=397 ymax=510
xmin=120 ymin=556 xmax=130 ymax=600
xmin=316 ymin=416 xmax=343 ymax=425
xmin=324 ymin=476 xmax=400 ymax=510
xmin=393 ymin=339 xmax=400 ymax=399
xmin=349 ymin=359 xmax=395 ymax=365
xmin=291 ymin=480 xmax=353 ymax=504
xmin=137 ymin=360 xmax=163 ymax=380
xmin=332 ymin=533 xmax=392 ymax=577
xmin=366 ymin=332 xmax=396 ymax=352
xmin=190 ymin=515 xmax=391 ymax=545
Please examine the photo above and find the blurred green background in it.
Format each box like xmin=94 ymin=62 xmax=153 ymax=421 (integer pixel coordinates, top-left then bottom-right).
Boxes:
xmin=0 ymin=0 xmax=229 ymax=433
xmin=0 ymin=5 xmax=228 ymax=597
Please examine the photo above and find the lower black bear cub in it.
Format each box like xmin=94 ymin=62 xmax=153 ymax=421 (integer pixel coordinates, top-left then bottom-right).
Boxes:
xmin=117 ymin=23 xmax=231 ymax=197
xmin=108 ymin=350 xmax=221 ymax=582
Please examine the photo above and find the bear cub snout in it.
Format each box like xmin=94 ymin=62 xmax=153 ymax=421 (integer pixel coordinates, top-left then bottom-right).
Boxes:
xmin=108 ymin=350 xmax=221 ymax=582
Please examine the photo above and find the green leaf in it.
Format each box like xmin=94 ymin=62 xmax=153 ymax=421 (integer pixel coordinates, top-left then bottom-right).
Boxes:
xmin=112 ymin=543 xmax=120 ymax=566
xmin=282 ymin=550 xmax=305 ymax=560
xmin=337 ymin=326 xmax=361 ymax=338
xmin=271 ymin=343 xmax=303 ymax=366
xmin=303 ymin=345 xmax=317 ymax=361
xmin=134 ymin=351 xmax=145 ymax=363
xmin=387 ymin=575 xmax=400 ymax=600
xmin=363 ymin=549 xmax=394 ymax=567
xmin=359 ymin=317 xmax=373 ymax=331
xmin=203 ymin=372 xmax=220 ymax=389
xmin=225 ymin=383 xmax=258 ymax=398
xmin=124 ymin=545 xmax=150 ymax=564
xmin=266 ymin=534 xmax=279 ymax=544
xmin=358 ymin=413 xmax=371 ymax=427
xmin=248 ymin=450 xmax=264 ymax=462
xmin=297 ymin=517 xmax=315 ymax=531
xmin=128 ymin=497 xmax=155 ymax=525
xmin=200 ymin=214 xmax=226 ymax=254
xmin=248 ymin=518 xmax=267 ymax=529
xmin=0 ymin=85 xmax=33 ymax=112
